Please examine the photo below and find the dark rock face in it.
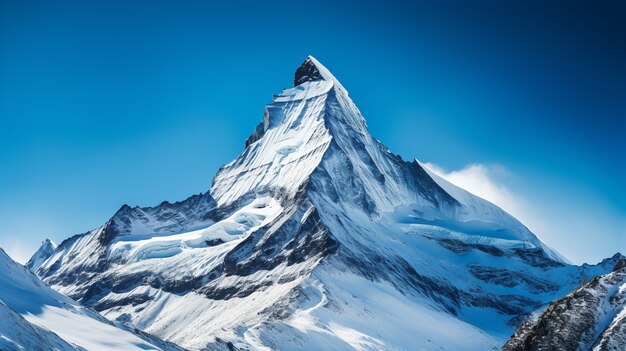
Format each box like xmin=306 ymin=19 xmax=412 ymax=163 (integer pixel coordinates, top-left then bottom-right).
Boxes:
xmin=427 ymin=236 xmax=506 ymax=256
xmin=222 ymin=197 xmax=338 ymax=277
xmin=613 ymin=258 xmax=626 ymax=272
xmin=468 ymin=265 xmax=559 ymax=294
xmin=430 ymin=236 xmax=565 ymax=269
xmin=244 ymin=120 xmax=265 ymax=148
xmin=308 ymin=89 xmax=460 ymax=218
xmin=294 ymin=56 xmax=324 ymax=86
xmin=511 ymin=247 xmax=565 ymax=269
xmin=504 ymin=267 xmax=626 ymax=351
xmin=336 ymin=245 xmax=463 ymax=314
xmin=98 ymin=220 xmax=119 ymax=246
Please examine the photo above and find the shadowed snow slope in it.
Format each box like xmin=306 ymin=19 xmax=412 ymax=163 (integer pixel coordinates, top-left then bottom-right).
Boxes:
xmin=0 ymin=249 xmax=185 ymax=351
xmin=0 ymin=300 xmax=80 ymax=351
xmin=32 ymin=56 xmax=621 ymax=350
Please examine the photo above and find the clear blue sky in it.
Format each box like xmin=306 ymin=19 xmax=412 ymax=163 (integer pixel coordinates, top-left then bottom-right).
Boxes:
xmin=1 ymin=0 xmax=624 ymax=264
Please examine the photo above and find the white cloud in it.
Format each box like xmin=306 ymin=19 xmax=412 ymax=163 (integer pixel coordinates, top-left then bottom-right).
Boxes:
xmin=421 ymin=162 xmax=524 ymax=219
xmin=421 ymin=162 xmax=626 ymax=264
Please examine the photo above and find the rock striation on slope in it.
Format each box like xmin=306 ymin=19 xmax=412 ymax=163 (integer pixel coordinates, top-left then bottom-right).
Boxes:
xmin=504 ymin=259 xmax=626 ymax=351
xmin=32 ymin=56 xmax=621 ymax=350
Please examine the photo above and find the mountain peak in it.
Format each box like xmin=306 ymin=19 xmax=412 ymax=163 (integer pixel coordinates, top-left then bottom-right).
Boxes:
xmin=25 ymin=238 xmax=57 ymax=272
xmin=293 ymin=55 xmax=343 ymax=91
xmin=294 ymin=56 xmax=321 ymax=86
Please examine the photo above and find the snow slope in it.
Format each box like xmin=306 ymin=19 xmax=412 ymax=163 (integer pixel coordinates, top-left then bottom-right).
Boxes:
xmin=33 ymin=56 xmax=621 ymax=350
xmin=0 ymin=248 xmax=185 ymax=351
xmin=0 ymin=301 xmax=80 ymax=351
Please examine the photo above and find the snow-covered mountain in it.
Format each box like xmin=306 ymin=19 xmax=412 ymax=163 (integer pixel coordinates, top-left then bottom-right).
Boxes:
xmin=31 ymin=56 xmax=621 ymax=350
xmin=504 ymin=258 xmax=626 ymax=351
xmin=26 ymin=238 xmax=57 ymax=272
xmin=0 ymin=248 xmax=186 ymax=351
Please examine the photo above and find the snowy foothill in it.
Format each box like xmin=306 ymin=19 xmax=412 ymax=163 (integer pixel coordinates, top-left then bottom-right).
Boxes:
xmin=0 ymin=249 xmax=181 ymax=351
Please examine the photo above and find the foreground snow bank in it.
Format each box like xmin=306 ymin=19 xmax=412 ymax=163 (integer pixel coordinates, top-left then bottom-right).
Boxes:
xmin=0 ymin=249 xmax=180 ymax=351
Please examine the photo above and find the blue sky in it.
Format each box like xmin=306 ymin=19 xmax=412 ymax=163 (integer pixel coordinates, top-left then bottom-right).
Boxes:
xmin=1 ymin=0 xmax=624 ymax=264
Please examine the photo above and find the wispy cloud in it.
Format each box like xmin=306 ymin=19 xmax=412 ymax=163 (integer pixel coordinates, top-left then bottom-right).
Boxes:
xmin=421 ymin=161 xmax=625 ymax=265
xmin=421 ymin=162 xmax=523 ymax=219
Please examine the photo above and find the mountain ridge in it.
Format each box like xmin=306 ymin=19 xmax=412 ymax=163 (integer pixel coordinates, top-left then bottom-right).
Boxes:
xmin=504 ymin=259 xmax=626 ymax=350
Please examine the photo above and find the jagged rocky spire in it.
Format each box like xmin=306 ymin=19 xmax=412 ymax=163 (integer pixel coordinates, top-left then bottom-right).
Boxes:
xmin=294 ymin=56 xmax=324 ymax=86
xmin=293 ymin=55 xmax=345 ymax=93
